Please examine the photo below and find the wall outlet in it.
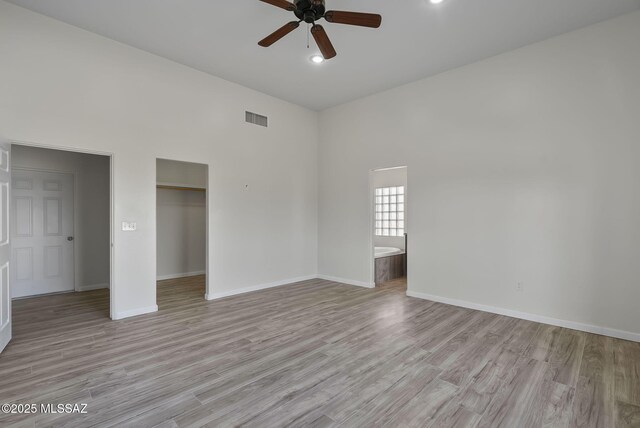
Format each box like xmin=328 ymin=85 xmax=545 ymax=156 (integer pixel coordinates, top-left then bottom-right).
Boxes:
xmin=122 ymin=221 xmax=137 ymax=231
xmin=517 ymin=281 xmax=524 ymax=292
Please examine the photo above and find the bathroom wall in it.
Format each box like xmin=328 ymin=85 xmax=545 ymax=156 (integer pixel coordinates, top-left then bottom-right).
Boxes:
xmin=371 ymin=167 xmax=407 ymax=251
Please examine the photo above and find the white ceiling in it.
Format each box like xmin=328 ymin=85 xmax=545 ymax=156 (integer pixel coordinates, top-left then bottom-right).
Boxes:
xmin=7 ymin=0 xmax=640 ymax=110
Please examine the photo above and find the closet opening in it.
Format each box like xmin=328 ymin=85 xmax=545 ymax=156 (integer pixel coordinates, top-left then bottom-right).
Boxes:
xmin=156 ymin=159 xmax=208 ymax=308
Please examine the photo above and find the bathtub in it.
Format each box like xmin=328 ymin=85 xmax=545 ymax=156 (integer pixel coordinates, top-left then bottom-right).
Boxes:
xmin=375 ymin=246 xmax=404 ymax=259
xmin=374 ymin=247 xmax=407 ymax=284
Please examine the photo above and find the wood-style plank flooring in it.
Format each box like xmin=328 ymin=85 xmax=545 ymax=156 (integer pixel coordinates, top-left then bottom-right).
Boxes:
xmin=1 ymin=276 xmax=639 ymax=427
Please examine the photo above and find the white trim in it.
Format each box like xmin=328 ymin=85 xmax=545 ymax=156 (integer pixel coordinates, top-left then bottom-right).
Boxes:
xmin=105 ymin=153 xmax=114 ymax=319
xmin=157 ymin=271 xmax=206 ymax=281
xmin=77 ymin=282 xmax=109 ymax=291
xmin=205 ymin=275 xmax=317 ymax=300
xmin=0 ymin=147 xmax=9 ymax=173
xmin=0 ymin=263 xmax=11 ymax=352
xmin=112 ymin=305 xmax=158 ymax=320
xmin=317 ymin=274 xmax=375 ymax=289
xmin=406 ymin=290 xmax=640 ymax=343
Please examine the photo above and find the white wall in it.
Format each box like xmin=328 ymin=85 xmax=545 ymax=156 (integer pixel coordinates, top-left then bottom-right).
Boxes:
xmin=156 ymin=189 xmax=206 ymax=280
xmin=4 ymin=0 xmax=640 ymax=340
xmin=371 ymin=167 xmax=407 ymax=251
xmin=11 ymin=145 xmax=110 ymax=291
xmin=0 ymin=1 xmax=318 ymax=318
xmin=157 ymin=159 xmax=207 ymax=280
xmin=319 ymin=11 xmax=640 ymax=339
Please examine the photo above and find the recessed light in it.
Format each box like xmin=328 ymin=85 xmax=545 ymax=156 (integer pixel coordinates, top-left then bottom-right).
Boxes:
xmin=430 ymin=0 xmax=444 ymax=4
xmin=310 ymin=54 xmax=325 ymax=64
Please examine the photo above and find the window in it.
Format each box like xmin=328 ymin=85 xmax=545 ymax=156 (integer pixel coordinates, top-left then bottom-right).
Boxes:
xmin=375 ymin=186 xmax=405 ymax=237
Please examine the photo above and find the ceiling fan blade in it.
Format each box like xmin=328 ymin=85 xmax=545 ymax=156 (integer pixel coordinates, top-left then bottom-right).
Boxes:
xmin=324 ymin=11 xmax=382 ymax=28
xmin=259 ymin=0 xmax=296 ymax=11
xmin=311 ymin=25 xmax=337 ymax=60
xmin=258 ymin=21 xmax=300 ymax=47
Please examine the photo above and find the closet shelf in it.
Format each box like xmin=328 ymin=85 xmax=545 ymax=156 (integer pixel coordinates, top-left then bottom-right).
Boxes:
xmin=156 ymin=182 xmax=206 ymax=192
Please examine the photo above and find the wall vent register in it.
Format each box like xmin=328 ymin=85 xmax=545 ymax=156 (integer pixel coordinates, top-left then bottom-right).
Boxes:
xmin=245 ymin=111 xmax=268 ymax=127
xmin=375 ymin=186 xmax=405 ymax=237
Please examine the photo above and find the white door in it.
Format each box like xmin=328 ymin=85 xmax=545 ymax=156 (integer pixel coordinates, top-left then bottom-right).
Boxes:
xmin=0 ymin=142 xmax=11 ymax=353
xmin=11 ymin=169 xmax=74 ymax=298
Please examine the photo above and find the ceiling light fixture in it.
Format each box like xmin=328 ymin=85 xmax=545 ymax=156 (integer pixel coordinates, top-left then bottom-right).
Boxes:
xmin=430 ymin=0 xmax=444 ymax=4
xmin=310 ymin=54 xmax=325 ymax=64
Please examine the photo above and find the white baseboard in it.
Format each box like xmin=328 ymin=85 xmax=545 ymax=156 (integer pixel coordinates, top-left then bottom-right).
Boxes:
xmin=205 ymin=275 xmax=317 ymax=300
xmin=157 ymin=271 xmax=206 ymax=281
xmin=406 ymin=290 xmax=640 ymax=343
xmin=317 ymin=275 xmax=375 ymax=289
xmin=77 ymin=282 xmax=109 ymax=291
xmin=112 ymin=305 xmax=158 ymax=320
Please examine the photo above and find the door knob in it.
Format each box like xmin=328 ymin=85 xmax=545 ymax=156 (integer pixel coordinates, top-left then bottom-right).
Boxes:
xmin=67 ymin=236 xmax=74 ymax=241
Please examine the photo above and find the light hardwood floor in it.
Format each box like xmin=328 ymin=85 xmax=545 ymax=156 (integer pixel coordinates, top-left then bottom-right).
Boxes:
xmin=1 ymin=276 xmax=639 ymax=427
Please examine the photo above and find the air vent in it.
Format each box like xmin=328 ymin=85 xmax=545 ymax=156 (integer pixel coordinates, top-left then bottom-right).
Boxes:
xmin=245 ymin=111 xmax=268 ymax=128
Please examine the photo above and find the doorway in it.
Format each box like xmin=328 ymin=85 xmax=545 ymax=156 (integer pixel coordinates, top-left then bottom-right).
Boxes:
xmin=10 ymin=145 xmax=112 ymax=302
xmin=0 ymin=143 xmax=112 ymax=354
xmin=0 ymin=142 xmax=113 ymax=354
xmin=156 ymin=159 xmax=208 ymax=307
xmin=370 ymin=166 xmax=408 ymax=290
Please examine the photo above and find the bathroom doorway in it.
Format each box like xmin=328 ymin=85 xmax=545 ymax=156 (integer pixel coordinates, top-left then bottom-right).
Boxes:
xmin=370 ymin=166 xmax=407 ymax=290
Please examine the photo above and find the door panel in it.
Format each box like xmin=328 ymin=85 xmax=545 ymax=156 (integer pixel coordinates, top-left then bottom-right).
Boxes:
xmin=14 ymin=196 xmax=33 ymax=236
xmin=44 ymin=197 xmax=63 ymax=235
xmin=0 ymin=183 xmax=8 ymax=246
xmin=11 ymin=169 xmax=74 ymax=298
xmin=0 ymin=142 xmax=10 ymax=353
xmin=14 ymin=247 xmax=32 ymax=280
xmin=44 ymin=245 xmax=62 ymax=277
xmin=13 ymin=177 xmax=32 ymax=190
xmin=43 ymin=180 xmax=61 ymax=191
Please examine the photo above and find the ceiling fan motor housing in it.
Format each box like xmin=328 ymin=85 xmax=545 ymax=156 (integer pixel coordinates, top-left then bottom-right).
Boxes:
xmin=294 ymin=0 xmax=326 ymax=23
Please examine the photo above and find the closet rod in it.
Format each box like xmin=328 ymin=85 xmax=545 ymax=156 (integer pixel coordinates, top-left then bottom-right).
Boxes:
xmin=157 ymin=185 xmax=206 ymax=192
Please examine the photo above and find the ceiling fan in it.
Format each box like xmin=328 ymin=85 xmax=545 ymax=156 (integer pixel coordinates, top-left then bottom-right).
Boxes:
xmin=258 ymin=0 xmax=382 ymax=60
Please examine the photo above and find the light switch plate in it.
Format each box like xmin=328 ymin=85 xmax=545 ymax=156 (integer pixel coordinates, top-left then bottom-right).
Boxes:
xmin=122 ymin=221 xmax=137 ymax=231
